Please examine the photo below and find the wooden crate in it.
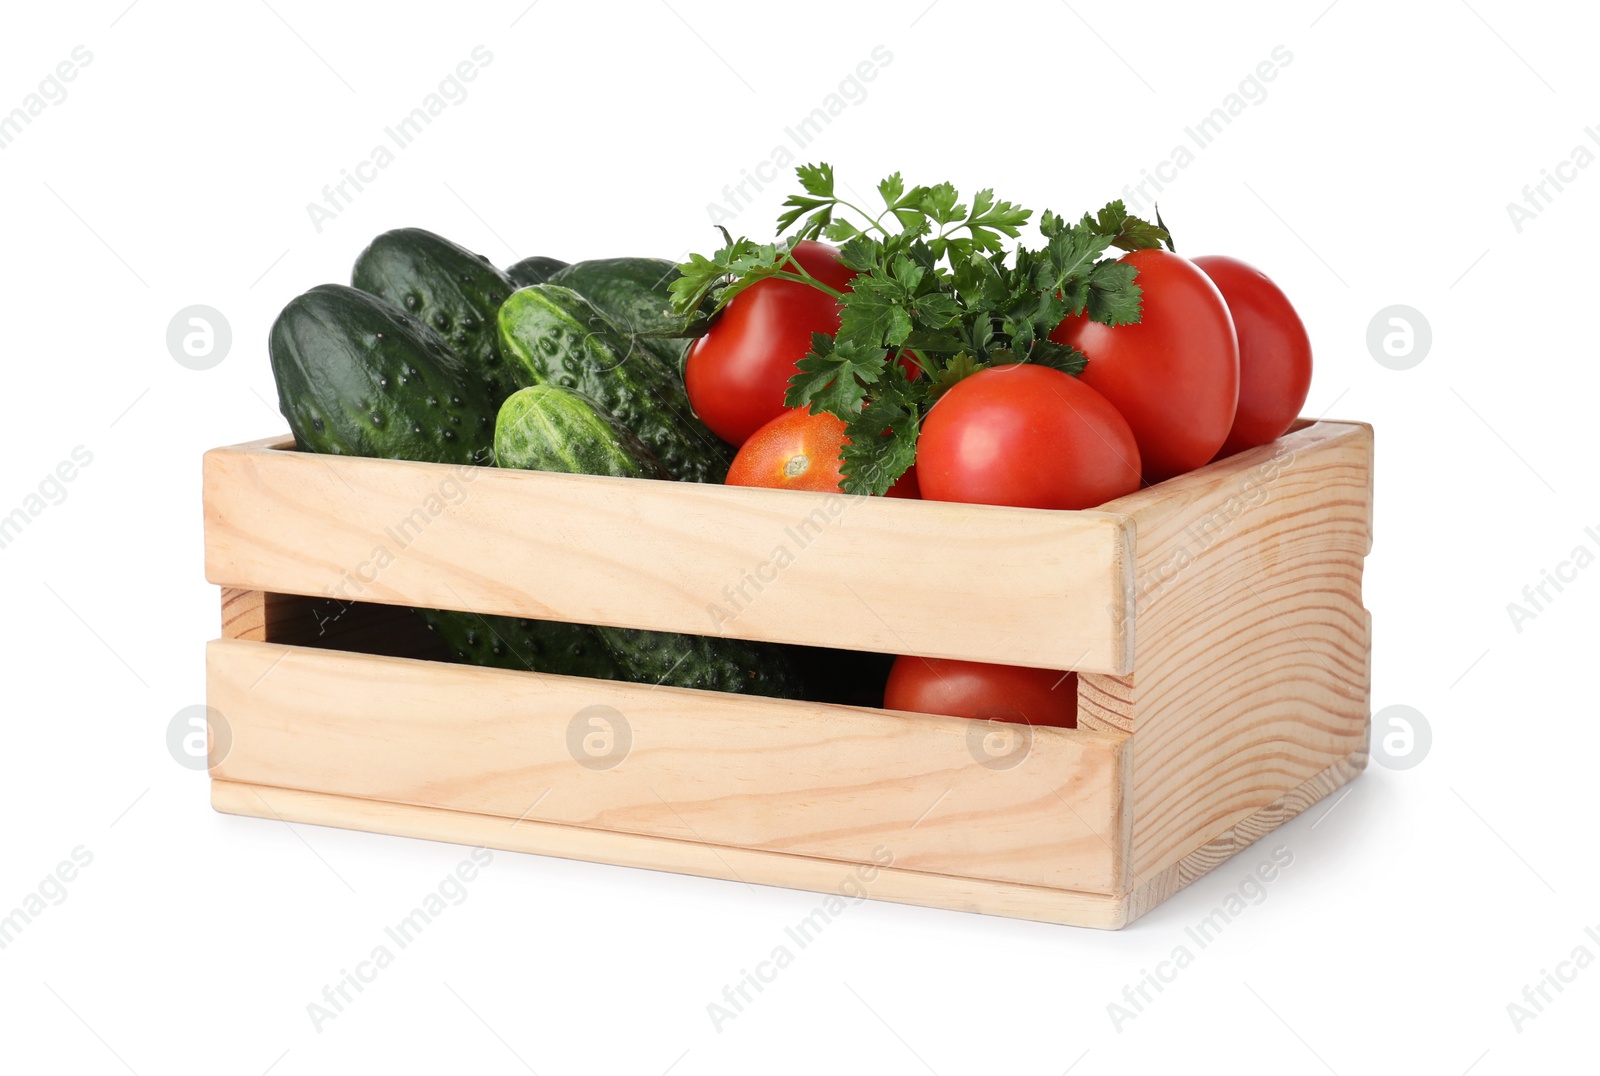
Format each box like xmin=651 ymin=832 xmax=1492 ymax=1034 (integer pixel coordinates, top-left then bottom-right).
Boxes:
xmin=202 ymin=419 xmax=1373 ymax=928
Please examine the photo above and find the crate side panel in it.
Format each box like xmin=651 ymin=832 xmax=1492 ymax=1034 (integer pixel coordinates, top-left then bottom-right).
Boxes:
xmin=207 ymin=639 xmax=1127 ymax=893
xmin=1079 ymin=422 xmax=1374 ymax=883
xmin=213 ymin=780 xmax=1134 ymax=928
xmin=203 ymin=443 xmax=1132 ymax=672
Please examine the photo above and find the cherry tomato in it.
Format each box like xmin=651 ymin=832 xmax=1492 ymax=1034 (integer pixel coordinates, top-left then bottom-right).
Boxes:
xmin=725 ymin=407 xmax=849 ymax=493
xmin=686 ymin=241 xmax=857 ymax=446
xmin=1050 ymin=249 xmax=1239 ymax=482
xmin=1191 ymin=255 xmax=1312 ymax=458
xmin=915 ymin=364 xmax=1141 ymax=510
xmin=884 ymin=656 xmax=1077 ymax=729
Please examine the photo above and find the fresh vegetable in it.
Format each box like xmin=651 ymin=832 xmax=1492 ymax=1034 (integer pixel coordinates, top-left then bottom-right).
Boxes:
xmin=490 ymin=382 xmax=802 ymax=697
xmin=269 ymin=283 xmax=498 ymax=465
xmin=725 ymin=407 xmax=849 ymax=493
xmin=1050 ymin=249 xmax=1239 ymax=482
xmin=916 ymin=364 xmax=1141 ymax=510
xmin=596 ymin=628 xmax=802 ymax=697
xmin=886 ymin=465 xmax=920 ymax=499
xmin=883 ymin=657 xmax=1077 ymax=728
xmin=548 ymin=257 xmax=691 ymax=370
xmin=419 ymin=583 xmax=812 ymax=699
xmin=495 ymin=384 xmax=670 ymax=480
xmin=726 ymin=407 xmax=923 ymax=496
xmin=684 ymin=239 xmax=857 ymax=447
xmin=415 ymin=607 xmax=626 ymax=681
xmin=673 ymin=164 xmax=1170 ymax=494
xmin=507 ymin=255 xmax=570 ymax=288
xmin=497 ymin=284 xmax=731 ymax=483
xmin=352 ymin=228 xmax=522 ymax=403
xmin=1192 ymin=255 xmax=1312 ymax=458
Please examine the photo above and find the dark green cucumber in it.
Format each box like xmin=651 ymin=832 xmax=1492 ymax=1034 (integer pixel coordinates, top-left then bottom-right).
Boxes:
xmin=412 ymin=607 xmax=624 ymax=680
xmin=548 ymin=257 xmax=687 ymax=369
xmin=269 ymin=283 xmax=497 ymax=465
xmin=352 ymin=228 xmax=523 ymax=403
xmin=598 ymin=629 xmax=802 ymax=697
xmin=507 ymin=255 xmax=569 ymax=288
xmin=497 ymin=285 xmax=731 ymax=483
xmin=421 ymin=580 xmax=802 ymax=696
xmin=488 ymin=380 xmax=800 ymax=697
xmin=495 ymin=385 xmax=669 ymax=480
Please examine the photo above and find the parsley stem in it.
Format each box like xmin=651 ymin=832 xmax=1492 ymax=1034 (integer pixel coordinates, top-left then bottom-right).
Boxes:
xmin=834 ymin=199 xmax=890 ymax=236
xmin=774 ymin=255 xmax=846 ymax=299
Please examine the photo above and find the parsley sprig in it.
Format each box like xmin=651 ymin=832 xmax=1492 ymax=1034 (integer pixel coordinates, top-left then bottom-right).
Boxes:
xmin=671 ymin=164 xmax=1174 ymax=495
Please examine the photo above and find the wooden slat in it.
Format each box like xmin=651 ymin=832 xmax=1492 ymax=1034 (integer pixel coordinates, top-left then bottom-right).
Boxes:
xmin=1078 ymin=421 xmax=1374 ymax=882
xmin=212 ymin=780 xmax=1134 ymax=929
xmin=207 ymin=638 xmax=1129 ymax=893
xmin=203 ymin=437 xmax=1134 ymax=673
xmin=210 ymin=753 xmax=1366 ymax=930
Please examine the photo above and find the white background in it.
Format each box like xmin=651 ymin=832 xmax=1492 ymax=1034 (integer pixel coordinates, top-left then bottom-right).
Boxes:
xmin=2 ymin=0 xmax=1596 ymax=1072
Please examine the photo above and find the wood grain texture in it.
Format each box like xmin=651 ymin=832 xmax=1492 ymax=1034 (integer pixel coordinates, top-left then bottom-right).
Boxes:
xmin=208 ymin=638 xmax=1129 ymax=893
xmin=1077 ymin=422 xmax=1374 ymax=882
xmin=1119 ymin=751 xmax=1367 ymax=926
xmin=203 ymin=436 xmax=1134 ymax=673
xmin=209 ymin=753 xmax=1364 ymax=930
xmin=211 ymin=780 xmax=1134 ymax=929
xmin=202 ymin=419 xmax=1374 ymax=926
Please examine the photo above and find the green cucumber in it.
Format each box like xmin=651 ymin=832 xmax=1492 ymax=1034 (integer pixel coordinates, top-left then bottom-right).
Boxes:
xmin=269 ymin=283 xmax=496 ymax=465
xmin=497 ymin=284 xmax=731 ymax=483
xmin=269 ymin=282 xmax=794 ymax=697
xmin=352 ymin=228 xmax=522 ymax=403
xmin=412 ymin=607 xmax=624 ymax=681
xmin=507 ymin=255 xmax=569 ymax=288
xmin=597 ymin=629 xmax=802 ymax=697
xmin=489 ymin=381 xmax=800 ymax=697
xmin=495 ymin=385 xmax=669 ymax=480
xmin=548 ymin=257 xmax=688 ymax=369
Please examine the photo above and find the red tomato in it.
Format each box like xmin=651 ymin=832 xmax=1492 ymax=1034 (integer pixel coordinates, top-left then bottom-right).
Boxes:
xmin=915 ymin=364 xmax=1141 ymax=510
xmin=725 ymin=407 xmax=848 ymax=492
xmin=885 ymin=463 xmax=920 ymax=499
xmin=884 ymin=657 xmax=1077 ymax=729
xmin=726 ymin=408 xmax=924 ymax=497
xmin=1050 ymin=249 xmax=1239 ymax=482
xmin=1191 ymin=255 xmax=1312 ymax=458
xmin=686 ymin=240 xmax=857 ymax=446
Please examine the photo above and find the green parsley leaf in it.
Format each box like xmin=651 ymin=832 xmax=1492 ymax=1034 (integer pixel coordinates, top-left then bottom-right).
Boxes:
xmin=679 ymin=164 xmax=1162 ymax=493
xmin=785 ymin=334 xmax=883 ymax=415
xmin=1085 ymin=260 xmax=1143 ymax=325
xmin=796 ymin=161 xmax=835 ymax=197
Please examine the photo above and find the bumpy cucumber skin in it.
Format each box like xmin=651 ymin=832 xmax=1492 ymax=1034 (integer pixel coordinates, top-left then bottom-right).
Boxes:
xmin=269 ymin=284 xmax=497 ymax=465
xmin=507 ymin=256 xmax=570 ymax=288
xmin=490 ymin=376 xmax=801 ymax=698
xmin=495 ymin=385 xmax=670 ymax=480
xmin=353 ymin=228 xmax=523 ymax=403
xmin=416 ymin=610 xmax=803 ymax=698
xmin=273 ymin=281 xmax=795 ymax=698
xmin=597 ymin=627 xmax=803 ymax=697
xmin=548 ymin=257 xmax=687 ymax=369
xmin=413 ymin=607 xmax=624 ymax=681
xmin=497 ymin=285 xmax=731 ymax=484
